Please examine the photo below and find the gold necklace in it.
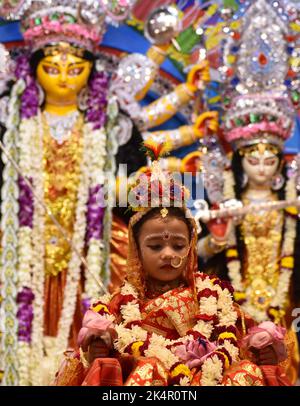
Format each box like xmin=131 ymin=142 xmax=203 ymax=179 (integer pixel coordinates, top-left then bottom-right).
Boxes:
xmin=42 ymin=112 xmax=84 ymax=277
xmin=241 ymin=193 xmax=284 ymax=310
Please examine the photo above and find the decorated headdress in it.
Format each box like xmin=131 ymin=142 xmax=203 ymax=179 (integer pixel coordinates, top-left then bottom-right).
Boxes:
xmin=220 ymin=0 xmax=300 ymax=151
xmin=0 ymin=0 xmax=136 ymax=52
xmin=126 ymin=141 xmax=198 ymax=299
xmin=128 ymin=140 xmax=190 ymax=214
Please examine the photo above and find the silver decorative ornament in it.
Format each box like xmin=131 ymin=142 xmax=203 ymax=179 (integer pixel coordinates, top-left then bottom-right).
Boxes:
xmin=220 ymin=7 xmax=234 ymax=21
xmin=144 ymin=5 xmax=181 ymax=45
xmin=44 ymin=110 xmax=80 ymax=144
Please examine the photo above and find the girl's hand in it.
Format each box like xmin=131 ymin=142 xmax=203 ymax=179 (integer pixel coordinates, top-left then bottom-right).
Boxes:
xmin=87 ymin=337 xmax=110 ymax=364
xmin=251 ymin=345 xmax=279 ymax=366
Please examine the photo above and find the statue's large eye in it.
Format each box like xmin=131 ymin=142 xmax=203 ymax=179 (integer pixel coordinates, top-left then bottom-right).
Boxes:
xmin=264 ymin=158 xmax=277 ymax=166
xmin=42 ymin=65 xmax=59 ymax=75
xmin=246 ymin=157 xmax=259 ymax=166
xmin=68 ymin=67 xmax=84 ymax=77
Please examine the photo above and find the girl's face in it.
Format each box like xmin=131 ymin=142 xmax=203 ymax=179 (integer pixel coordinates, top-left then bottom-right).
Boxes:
xmin=36 ymin=44 xmax=92 ymax=104
xmin=241 ymin=144 xmax=280 ymax=187
xmin=137 ymin=215 xmax=190 ymax=283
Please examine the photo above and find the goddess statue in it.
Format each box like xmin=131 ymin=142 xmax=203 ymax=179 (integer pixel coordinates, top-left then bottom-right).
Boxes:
xmin=196 ymin=0 xmax=300 ymax=383
xmin=0 ymin=1 xmax=209 ymax=385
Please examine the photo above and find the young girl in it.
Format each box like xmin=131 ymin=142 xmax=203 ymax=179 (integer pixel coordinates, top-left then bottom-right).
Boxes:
xmin=54 ymin=143 xmax=291 ymax=386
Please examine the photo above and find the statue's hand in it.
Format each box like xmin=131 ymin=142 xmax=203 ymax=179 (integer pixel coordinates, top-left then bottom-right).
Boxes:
xmin=181 ymin=151 xmax=202 ymax=175
xmin=194 ymin=111 xmax=219 ymax=138
xmin=187 ymin=61 xmax=210 ymax=92
xmin=207 ymin=215 xmax=232 ymax=243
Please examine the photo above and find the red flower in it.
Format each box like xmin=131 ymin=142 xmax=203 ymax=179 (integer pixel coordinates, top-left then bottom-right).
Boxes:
xmin=195 ymin=314 xmax=219 ymax=324
xmin=218 ymin=347 xmax=233 ymax=366
xmin=118 ymin=294 xmax=136 ymax=309
xmin=195 ymin=272 xmax=208 ymax=281
xmin=219 ymin=280 xmax=234 ymax=295
xmin=198 ymin=288 xmax=218 ymax=299
xmin=124 ymin=320 xmax=142 ymax=329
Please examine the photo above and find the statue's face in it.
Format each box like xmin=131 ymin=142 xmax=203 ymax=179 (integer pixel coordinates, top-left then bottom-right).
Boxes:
xmin=36 ymin=48 xmax=92 ymax=103
xmin=241 ymin=143 xmax=280 ymax=187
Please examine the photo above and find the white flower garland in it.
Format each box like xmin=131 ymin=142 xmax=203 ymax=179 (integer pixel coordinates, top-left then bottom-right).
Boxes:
xmin=223 ymin=170 xmax=297 ymax=322
xmin=0 ymin=79 xmax=25 ymax=386
xmin=17 ymin=116 xmax=38 ymax=385
xmin=55 ymin=121 xmax=94 ymax=355
xmin=83 ymin=124 xmax=107 ymax=300
xmin=29 ymin=112 xmax=46 ymax=386
xmin=113 ymin=274 xmax=238 ymax=386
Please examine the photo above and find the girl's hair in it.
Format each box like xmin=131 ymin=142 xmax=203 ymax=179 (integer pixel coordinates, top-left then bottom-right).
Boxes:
xmin=132 ymin=207 xmax=193 ymax=247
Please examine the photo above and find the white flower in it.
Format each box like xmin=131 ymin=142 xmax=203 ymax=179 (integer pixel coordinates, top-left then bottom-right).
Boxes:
xmin=145 ymin=334 xmax=178 ymax=370
xmin=179 ymin=376 xmax=191 ymax=386
xmin=200 ymin=296 xmax=218 ymax=316
xmin=114 ymin=324 xmax=147 ymax=352
xmin=98 ymin=293 xmax=112 ymax=305
xmin=201 ymin=355 xmax=224 ymax=386
xmin=121 ymin=281 xmax=139 ymax=298
xmin=193 ymin=320 xmax=214 ymax=339
xmin=121 ymin=302 xmax=142 ymax=324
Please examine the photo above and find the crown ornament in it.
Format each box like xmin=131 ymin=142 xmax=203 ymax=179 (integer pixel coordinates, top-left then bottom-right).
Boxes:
xmin=219 ymin=0 xmax=300 ymax=150
xmin=128 ymin=140 xmax=190 ymax=213
xmin=0 ymin=0 xmax=137 ymax=52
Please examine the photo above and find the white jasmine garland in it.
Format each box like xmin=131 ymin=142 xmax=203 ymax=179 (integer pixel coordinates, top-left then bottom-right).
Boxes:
xmin=97 ymin=293 xmax=112 ymax=305
xmin=200 ymin=355 xmax=224 ymax=386
xmin=85 ymin=238 xmax=104 ymax=300
xmin=17 ymin=342 xmax=31 ymax=386
xmin=216 ymin=287 xmax=238 ymax=326
xmin=227 ymin=259 xmax=243 ymax=292
xmin=199 ymin=296 xmax=218 ymax=316
xmin=17 ymin=227 xmax=32 ymax=287
xmin=192 ymin=320 xmax=214 ymax=339
xmin=83 ymin=124 xmax=114 ymax=300
xmin=84 ymin=126 xmax=107 ymax=185
xmin=179 ymin=376 xmax=191 ymax=386
xmin=120 ymin=282 xmax=139 ymax=297
xmin=17 ymin=227 xmax=33 ymax=384
xmin=0 ymin=79 xmax=25 ymax=386
xmin=144 ymin=334 xmax=178 ymax=370
xmin=114 ymin=324 xmax=148 ymax=352
xmin=29 ymin=112 xmax=46 ymax=386
xmin=223 ymin=340 xmax=239 ymax=362
xmin=55 ymin=121 xmax=91 ymax=355
xmin=120 ymin=302 xmax=142 ymax=325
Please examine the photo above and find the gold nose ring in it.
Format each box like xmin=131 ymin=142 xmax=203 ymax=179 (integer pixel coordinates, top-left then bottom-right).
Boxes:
xmin=171 ymin=256 xmax=183 ymax=269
